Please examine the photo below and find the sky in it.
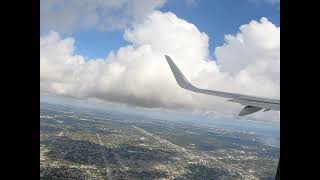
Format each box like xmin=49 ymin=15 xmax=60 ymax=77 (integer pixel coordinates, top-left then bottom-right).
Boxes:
xmin=41 ymin=0 xmax=280 ymax=59
xmin=40 ymin=0 xmax=280 ymax=121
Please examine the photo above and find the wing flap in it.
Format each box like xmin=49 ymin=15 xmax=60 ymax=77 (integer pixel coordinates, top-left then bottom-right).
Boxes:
xmin=239 ymin=106 xmax=263 ymax=116
xmin=228 ymin=98 xmax=280 ymax=111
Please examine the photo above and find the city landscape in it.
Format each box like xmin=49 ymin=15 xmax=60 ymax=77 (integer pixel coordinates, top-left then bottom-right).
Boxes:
xmin=40 ymin=99 xmax=279 ymax=180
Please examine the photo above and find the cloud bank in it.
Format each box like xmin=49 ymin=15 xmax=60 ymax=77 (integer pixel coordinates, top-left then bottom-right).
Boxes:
xmin=40 ymin=0 xmax=166 ymax=33
xmin=40 ymin=11 xmax=280 ymax=120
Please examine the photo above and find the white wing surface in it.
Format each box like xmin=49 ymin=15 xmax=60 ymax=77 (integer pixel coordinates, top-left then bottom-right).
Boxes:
xmin=164 ymin=55 xmax=280 ymax=116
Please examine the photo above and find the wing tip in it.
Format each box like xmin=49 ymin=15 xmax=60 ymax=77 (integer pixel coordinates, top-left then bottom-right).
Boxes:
xmin=163 ymin=55 xmax=193 ymax=90
xmin=164 ymin=55 xmax=171 ymax=62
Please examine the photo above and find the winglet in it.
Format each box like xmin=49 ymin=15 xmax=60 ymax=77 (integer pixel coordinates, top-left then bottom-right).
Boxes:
xmin=164 ymin=55 xmax=195 ymax=90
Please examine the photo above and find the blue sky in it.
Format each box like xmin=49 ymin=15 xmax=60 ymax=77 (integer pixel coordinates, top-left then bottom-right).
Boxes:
xmin=71 ymin=0 xmax=279 ymax=59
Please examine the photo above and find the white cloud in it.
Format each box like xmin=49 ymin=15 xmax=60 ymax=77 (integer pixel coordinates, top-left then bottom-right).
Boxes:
xmin=40 ymin=0 xmax=166 ymax=33
xmin=214 ymin=17 xmax=280 ymax=96
xmin=40 ymin=11 xmax=279 ymax=121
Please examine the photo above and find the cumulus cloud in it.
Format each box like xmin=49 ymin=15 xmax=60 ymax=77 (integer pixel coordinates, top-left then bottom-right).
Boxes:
xmin=40 ymin=11 xmax=279 ymax=120
xmin=214 ymin=17 xmax=280 ymax=96
xmin=40 ymin=0 xmax=166 ymax=33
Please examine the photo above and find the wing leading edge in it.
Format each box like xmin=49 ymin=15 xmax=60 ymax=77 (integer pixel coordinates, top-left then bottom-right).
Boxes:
xmin=164 ymin=55 xmax=280 ymax=116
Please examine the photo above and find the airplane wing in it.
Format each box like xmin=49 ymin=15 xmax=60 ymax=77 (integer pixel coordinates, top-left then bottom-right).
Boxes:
xmin=164 ymin=55 xmax=280 ymax=116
